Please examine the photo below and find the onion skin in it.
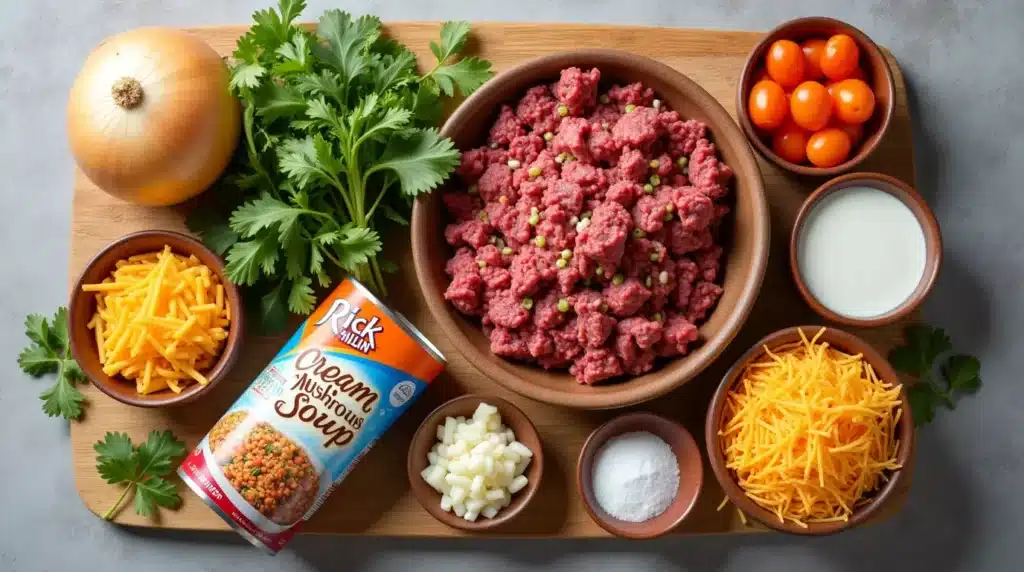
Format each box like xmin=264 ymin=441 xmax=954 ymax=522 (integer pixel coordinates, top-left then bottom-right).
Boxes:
xmin=67 ymin=28 xmax=240 ymax=206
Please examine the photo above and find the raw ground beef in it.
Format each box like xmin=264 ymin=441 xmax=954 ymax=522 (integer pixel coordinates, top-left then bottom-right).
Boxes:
xmin=444 ymin=66 xmax=733 ymax=384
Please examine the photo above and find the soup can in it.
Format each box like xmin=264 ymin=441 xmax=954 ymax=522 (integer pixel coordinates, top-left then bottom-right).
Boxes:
xmin=178 ymin=278 xmax=445 ymax=553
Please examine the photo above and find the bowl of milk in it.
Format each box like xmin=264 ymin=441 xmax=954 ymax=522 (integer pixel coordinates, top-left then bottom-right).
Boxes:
xmin=790 ymin=173 xmax=942 ymax=326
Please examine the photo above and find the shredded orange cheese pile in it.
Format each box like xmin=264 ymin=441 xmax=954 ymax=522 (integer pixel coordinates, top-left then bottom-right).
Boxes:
xmin=719 ymin=328 xmax=902 ymax=527
xmin=83 ymin=246 xmax=231 ymax=395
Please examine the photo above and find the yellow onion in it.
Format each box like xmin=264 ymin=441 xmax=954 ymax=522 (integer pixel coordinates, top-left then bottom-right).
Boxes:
xmin=67 ymin=28 xmax=240 ymax=206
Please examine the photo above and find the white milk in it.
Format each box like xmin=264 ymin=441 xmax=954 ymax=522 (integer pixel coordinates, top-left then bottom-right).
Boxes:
xmin=797 ymin=186 xmax=927 ymax=319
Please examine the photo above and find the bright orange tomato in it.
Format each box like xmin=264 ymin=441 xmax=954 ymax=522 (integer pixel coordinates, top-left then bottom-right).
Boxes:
xmin=766 ymin=40 xmax=805 ymax=88
xmin=821 ymin=34 xmax=860 ymax=80
xmin=789 ymin=81 xmax=832 ymax=131
xmin=771 ymin=119 xmax=810 ymax=164
xmin=806 ymin=128 xmax=852 ymax=167
xmin=829 ymin=118 xmax=864 ymax=146
xmin=748 ymin=80 xmax=789 ymax=130
xmin=830 ymin=79 xmax=876 ymax=124
xmin=801 ymin=38 xmax=827 ymax=80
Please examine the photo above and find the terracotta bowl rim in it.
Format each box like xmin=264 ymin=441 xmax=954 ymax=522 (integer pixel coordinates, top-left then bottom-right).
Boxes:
xmin=406 ymin=393 xmax=544 ymax=531
xmin=789 ymin=172 xmax=943 ymax=327
xmin=411 ymin=47 xmax=770 ymax=410
xmin=735 ymin=16 xmax=897 ymax=177
xmin=576 ymin=411 xmax=704 ymax=539
xmin=704 ymin=325 xmax=915 ymax=535
xmin=68 ymin=229 xmax=244 ymax=408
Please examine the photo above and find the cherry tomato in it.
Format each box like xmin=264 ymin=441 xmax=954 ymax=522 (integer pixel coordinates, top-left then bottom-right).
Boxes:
xmin=789 ymin=81 xmax=832 ymax=131
xmin=830 ymin=79 xmax=876 ymax=124
xmin=753 ymin=68 xmax=772 ymax=84
xmin=829 ymin=118 xmax=864 ymax=146
xmin=771 ymin=118 xmax=810 ymax=164
xmin=748 ymin=80 xmax=788 ymax=130
xmin=806 ymin=128 xmax=852 ymax=167
xmin=821 ymin=34 xmax=860 ymax=80
xmin=766 ymin=40 xmax=805 ymax=88
xmin=801 ymin=38 xmax=828 ymax=80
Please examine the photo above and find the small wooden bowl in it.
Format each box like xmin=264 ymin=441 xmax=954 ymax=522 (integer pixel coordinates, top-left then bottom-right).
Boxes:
xmin=407 ymin=394 xmax=543 ymax=531
xmin=576 ymin=412 xmax=703 ymax=539
xmin=413 ymin=48 xmax=770 ymax=410
xmin=705 ymin=326 xmax=914 ymax=535
xmin=790 ymin=172 xmax=942 ymax=327
xmin=68 ymin=230 xmax=243 ymax=408
xmin=736 ymin=16 xmax=896 ymax=176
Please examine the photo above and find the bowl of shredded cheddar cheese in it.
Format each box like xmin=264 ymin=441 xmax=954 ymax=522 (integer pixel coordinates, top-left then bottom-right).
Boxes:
xmin=69 ymin=230 xmax=243 ymax=407
xmin=705 ymin=326 xmax=913 ymax=535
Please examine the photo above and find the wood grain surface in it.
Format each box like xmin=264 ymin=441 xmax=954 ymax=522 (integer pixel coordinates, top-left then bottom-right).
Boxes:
xmin=69 ymin=22 xmax=917 ymax=538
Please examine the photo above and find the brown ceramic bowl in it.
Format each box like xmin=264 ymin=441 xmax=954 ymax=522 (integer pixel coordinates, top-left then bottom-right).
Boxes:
xmin=790 ymin=172 xmax=942 ymax=327
xmin=705 ymin=326 xmax=914 ymax=535
xmin=68 ymin=230 xmax=243 ymax=408
xmin=412 ymin=48 xmax=770 ymax=410
xmin=407 ymin=394 xmax=543 ymax=531
xmin=736 ymin=16 xmax=896 ymax=176
xmin=576 ymin=412 xmax=703 ymax=539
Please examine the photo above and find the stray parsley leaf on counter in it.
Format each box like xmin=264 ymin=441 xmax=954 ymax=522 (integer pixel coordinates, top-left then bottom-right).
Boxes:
xmin=18 ymin=307 xmax=87 ymax=420
xmin=94 ymin=430 xmax=187 ymax=520
xmin=188 ymin=0 xmax=493 ymax=330
xmin=888 ymin=324 xmax=982 ymax=426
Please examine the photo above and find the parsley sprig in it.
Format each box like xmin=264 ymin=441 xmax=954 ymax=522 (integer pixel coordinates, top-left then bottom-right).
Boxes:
xmin=17 ymin=307 xmax=87 ymax=420
xmin=889 ymin=324 xmax=982 ymax=426
xmin=189 ymin=0 xmax=493 ymax=331
xmin=94 ymin=431 xmax=187 ymax=520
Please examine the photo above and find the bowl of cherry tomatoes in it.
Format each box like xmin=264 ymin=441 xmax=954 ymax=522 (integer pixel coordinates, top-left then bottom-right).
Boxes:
xmin=736 ymin=17 xmax=895 ymax=176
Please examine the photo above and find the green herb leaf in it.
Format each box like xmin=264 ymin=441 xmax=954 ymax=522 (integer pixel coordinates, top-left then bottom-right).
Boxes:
xmin=278 ymin=135 xmax=344 ymax=190
xmin=256 ymin=83 xmax=308 ymax=123
xmin=134 ymin=476 xmax=181 ymax=517
xmin=313 ymin=10 xmax=381 ymax=89
xmin=944 ymin=355 xmax=981 ymax=394
xmin=273 ymin=32 xmax=311 ymax=75
xmin=225 ymin=236 xmax=279 ymax=286
xmin=907 ymin=384 xmax=939 ymax=426
xmin=136 ymin=430 xmax=187 ymax=478
xmin=19 ymin=307 xmax=87 ymax=420
xmin=187 ymin=210 xmax=239 ymax=256
xmin=371 ymin=49 xmax=417 ymax=93
xmin=370 ymin=128 xmax=459 ymax=196
xmin=381 ymin=204 xmax=410 ymax=226
xmin=94 ymin=432 xmax=137 ymax=484
xmin=230 ymin=63 xmax=266 ymax=90
xmin=260 ymin=281 xmax=290 ymax=332
xmin=230 ymin=193 xmax=305 ymax=240
xmin=431 ymin=21 xmax=471 ymax=62
xmin=287 ymin=277 xmax=317 ymax=314
xmin=332 ymin=227 xmax=382 ymax=271
xmin=429 ymin=56 xmax=493 ymax=98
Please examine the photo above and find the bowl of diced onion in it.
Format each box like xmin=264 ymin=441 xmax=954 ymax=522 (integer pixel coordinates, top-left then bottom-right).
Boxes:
xmin=407 ymin=394 xmax=543 ymax=530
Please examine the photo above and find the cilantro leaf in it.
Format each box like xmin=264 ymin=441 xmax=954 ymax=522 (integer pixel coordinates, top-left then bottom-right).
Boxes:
xmin=429 ymin=57 xmax=493 ymax=98
xmin=250 ymin=0 xmax=305 ymax=50
xmin=369 ymin=129 xmax=459 ymax=196
xmin=260 ymin=281 xmax=290 ymax=333
xmin=95 ymin=433 xmax=137 ymax=484
xmin=94 ymin=431 xmax=185 ymax=521
xmin=278 ymin=134 xmax=346 ymax=191
xmin=313 ymin=11 xmax=381 ymax=90
xmin=230 ymin=63 xmax=266 ymax=91
xmin=359 ymin=107 xmax=413 ymax=145
xmin=381 ymin=204 xmax=410 ymax=226
xmin=332 ymin=226 xmax=382 ymax=271
xmin=433 ymin=21 xmax=471 ymax=62
xmin=944 ymin=355 xmax=981 ymax=394
xmin=287 ymin=277 xmax=317 ymax=314
xmin=256 ymin=83 xmax=308 ymax=123
xmin=225 ymin=236 xmax=279 ymax=286
xmin=294 ymin=70 xmax=346 ymax=106
xmin=19 ymin=307 xmax=87 ymax=420
xmin=890 ymin=324 xmax=981 ymax=427
xmin=372 ymin=49 xmax=417 ymax=93
xmin=230 ymin=193 xmax=305 ymax=242
xmin=136 ymin=430 xmax=187 ymax=477
xmin=273 ymin=32 xmax=311 ymax=75
xmin=135 ymin=476 xmax=181 ymax=517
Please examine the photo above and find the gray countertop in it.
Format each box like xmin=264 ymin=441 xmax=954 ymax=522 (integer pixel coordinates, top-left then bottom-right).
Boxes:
xmin=2 ymin=0 xmax=1019 ymax=570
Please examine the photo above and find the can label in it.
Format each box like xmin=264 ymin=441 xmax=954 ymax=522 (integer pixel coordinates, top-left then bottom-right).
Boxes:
xmin=178 ymin=279 xmax=444 ymax=553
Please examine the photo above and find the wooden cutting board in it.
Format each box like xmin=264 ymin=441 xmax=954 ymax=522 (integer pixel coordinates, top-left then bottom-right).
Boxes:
xmin=69 ymin=22 xmax=917 ymax=537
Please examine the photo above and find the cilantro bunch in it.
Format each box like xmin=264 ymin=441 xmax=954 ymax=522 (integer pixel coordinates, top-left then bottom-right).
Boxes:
xmin=189 ymin=0 xmax=492 ymax=330
xmin=889 ymin=324 xmax=982 ymax=426
xmin=95 ymin=430 xmax=186 ymax=520
xmin=17 ymin=307 xmax=87 ymax=420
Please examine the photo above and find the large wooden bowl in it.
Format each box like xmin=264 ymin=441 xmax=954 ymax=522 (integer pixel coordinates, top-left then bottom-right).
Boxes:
xmin=412 ymin=49 xmax=770 ymax=409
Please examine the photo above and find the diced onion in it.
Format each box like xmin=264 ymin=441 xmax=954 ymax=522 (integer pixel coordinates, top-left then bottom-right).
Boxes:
xmin=420 ymin=403 xmax=535 ymax=522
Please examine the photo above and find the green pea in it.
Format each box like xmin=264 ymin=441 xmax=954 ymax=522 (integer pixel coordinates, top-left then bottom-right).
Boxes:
xmin=557 ymin=298 xmax=570 ymax=312
xmin=612 ymin=274 xmax=624 ymax=285
xmin=557 ymin=105 xmax=569 ymax=117
xmin=624 ymin=104 xmax=636 ymax=113
xmin=521 ymin=298 xmax=534 ymax=310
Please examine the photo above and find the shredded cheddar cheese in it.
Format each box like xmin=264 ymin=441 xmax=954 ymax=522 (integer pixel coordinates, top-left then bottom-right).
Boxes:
xmin=718 ymin=328 xmax=902 ymax=527
xmin=83 ymin=246 xmax=231 ymax=395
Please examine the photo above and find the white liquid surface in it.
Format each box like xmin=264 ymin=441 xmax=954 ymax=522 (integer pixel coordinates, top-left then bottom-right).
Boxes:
xmin=797 ymin=186 xmax=927 ymax=319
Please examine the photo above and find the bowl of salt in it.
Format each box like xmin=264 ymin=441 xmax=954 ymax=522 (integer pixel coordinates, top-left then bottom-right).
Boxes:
xmin=576 ymin=412 xmax=704 ymax=539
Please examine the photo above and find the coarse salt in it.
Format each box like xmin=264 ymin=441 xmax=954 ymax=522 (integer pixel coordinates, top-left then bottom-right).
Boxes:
xmin=591 ymin=431 xmax=679 ymax=523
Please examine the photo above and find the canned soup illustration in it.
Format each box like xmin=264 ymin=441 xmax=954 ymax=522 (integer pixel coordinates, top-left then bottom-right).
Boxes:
xmin=179 ymin=279 xmax=446 ymax=553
